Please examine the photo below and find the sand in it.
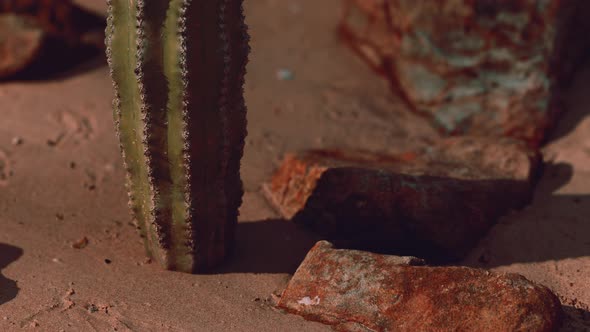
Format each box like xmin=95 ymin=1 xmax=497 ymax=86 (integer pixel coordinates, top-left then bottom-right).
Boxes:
xmin=0 ymin=0 xmax=587 ymax=331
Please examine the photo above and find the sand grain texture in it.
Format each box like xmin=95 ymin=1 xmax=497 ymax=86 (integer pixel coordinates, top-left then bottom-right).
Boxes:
xmin=0 ymin=0 xmax=588 ymax=331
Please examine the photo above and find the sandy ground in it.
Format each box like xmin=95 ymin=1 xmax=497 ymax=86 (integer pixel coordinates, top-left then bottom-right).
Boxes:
xmin=0 ymin=0 xmax=587 ymax=331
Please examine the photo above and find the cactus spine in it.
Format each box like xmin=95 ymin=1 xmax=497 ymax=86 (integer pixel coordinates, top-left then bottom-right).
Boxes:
xmin=106 ymin=0 xmax=249 ymax=273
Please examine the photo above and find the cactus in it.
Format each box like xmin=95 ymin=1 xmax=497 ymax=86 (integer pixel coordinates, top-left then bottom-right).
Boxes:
xmin=105 ymin=0 xmax=249 ymax=273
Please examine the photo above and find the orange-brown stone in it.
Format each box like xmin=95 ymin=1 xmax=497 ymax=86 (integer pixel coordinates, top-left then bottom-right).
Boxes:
xmin=264 ymin=137 xmax=541 ymax=260
xmin=278 ymin=241 xmax=563 ymax=332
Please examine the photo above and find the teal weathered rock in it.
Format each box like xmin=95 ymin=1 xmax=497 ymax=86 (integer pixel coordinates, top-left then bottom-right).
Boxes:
xmin=340 ymin=0 xmax=590 ymax=146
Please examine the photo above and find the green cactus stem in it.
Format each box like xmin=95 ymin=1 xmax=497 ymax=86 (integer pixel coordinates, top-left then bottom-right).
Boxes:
xmin=106 ymin=0 xmax=249 ymax=273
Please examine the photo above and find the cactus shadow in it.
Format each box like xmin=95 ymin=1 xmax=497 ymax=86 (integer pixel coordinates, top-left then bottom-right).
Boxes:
xmin=214 ymin=219 xmax=321 ymax=274
xmin=0 ymin=243 xmax=23 ymax=305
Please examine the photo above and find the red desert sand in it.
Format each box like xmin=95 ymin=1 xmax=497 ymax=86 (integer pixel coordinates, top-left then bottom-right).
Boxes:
xmin=0 ymin=0 xmax=588 ymax=331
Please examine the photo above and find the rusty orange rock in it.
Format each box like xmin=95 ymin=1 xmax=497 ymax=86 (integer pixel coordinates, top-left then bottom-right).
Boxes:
xmin=264 ymin=137 xmax=541 ymax=260
xmin=278 ymin=241 xmax=563 ymax=332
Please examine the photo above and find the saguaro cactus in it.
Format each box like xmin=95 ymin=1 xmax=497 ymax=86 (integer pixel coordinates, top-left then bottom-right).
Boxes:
xmin=106 ymin=0 xmax=249 ymax=273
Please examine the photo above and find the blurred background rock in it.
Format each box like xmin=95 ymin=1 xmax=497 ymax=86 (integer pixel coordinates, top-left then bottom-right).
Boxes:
xmin=0 ymin=0 xmax=105 ymax=80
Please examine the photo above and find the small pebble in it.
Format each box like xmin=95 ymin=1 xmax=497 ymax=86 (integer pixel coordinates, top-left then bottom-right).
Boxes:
xmin=276 ymin=68 xmax=294 ymax=81
xmin=11 ymin=137 xmax=23 ymax=145
xmin=72 ymin=237 xmax=89 ymax=249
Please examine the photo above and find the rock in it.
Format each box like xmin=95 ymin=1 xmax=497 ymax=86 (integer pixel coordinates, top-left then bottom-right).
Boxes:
xmin=339 ymin=0 xmax=590 ymax=147
xmin=0 ymin=1 xmax=105 ymax=79
xmin=0 ymin=0 xmax=98 ymax=46
xmin=0 ymin=15 xmax=45 ymax=78
xmin=263 ymin=137 xmax=541 ymax=260
xmin=71 ymin=236 xmax=89 ymax=249
xmin=278 ymin=241 xmax=563 ymax=332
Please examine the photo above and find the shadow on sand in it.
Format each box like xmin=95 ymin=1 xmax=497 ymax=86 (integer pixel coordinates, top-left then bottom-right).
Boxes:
xmin=212 ymin=219 xmax=320 ymax=275
xmin=0 ymin=243 xmax=23 ymax=305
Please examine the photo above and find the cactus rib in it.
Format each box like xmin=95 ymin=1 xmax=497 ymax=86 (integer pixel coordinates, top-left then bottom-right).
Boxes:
xmin=107 ymin=0 xmax=162 ymax=260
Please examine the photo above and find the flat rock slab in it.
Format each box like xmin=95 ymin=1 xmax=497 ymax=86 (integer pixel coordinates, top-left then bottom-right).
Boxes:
xmin=278 ymin=241 xmax=563 ymax=332
xmin=264 ymin=137 xmax=541 ymax=260
xmin=339 ymin=0 xmax=590 ymax=147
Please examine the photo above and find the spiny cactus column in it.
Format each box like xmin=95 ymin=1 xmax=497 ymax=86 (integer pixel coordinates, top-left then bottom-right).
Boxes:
xmin=106 ymin=0 xmax=249 ymax=273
